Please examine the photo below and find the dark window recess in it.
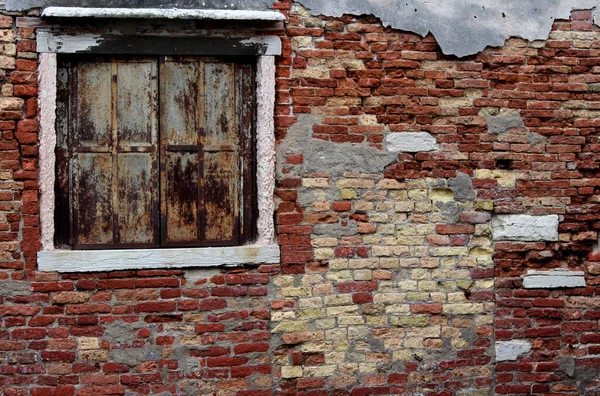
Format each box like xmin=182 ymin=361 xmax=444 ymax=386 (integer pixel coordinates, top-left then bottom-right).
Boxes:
xmin=55 ymin=56 xmax=256 ymax=249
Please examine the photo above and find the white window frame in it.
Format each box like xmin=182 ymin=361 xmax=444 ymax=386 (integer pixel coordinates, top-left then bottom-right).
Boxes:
xmin=36 ymin=12 xmax=281 ymax=272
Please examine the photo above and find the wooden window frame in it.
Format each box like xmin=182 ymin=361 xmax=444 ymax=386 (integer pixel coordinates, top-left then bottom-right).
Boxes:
xmin=37 ymin=32 xmax=280 ymax=272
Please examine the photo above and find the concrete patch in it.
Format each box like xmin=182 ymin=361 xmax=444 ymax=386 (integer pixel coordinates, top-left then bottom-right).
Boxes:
xmin=492 ymin=214 xmax=559 ymax=241
xmin=522 ymin=269 xmax=586 ymax=289
xmin=385 ymin=132 xmax=439 ymax=153
xmin=495 ymin=340 xmax=531 ymax=361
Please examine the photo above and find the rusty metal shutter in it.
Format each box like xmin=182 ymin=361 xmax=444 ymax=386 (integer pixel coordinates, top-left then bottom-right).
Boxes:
xmin=56 ymin=56 xmax=255 ymax=249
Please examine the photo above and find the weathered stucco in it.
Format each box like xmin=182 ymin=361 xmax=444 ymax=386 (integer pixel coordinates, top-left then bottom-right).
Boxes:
xmin=297 ymin=0 xmax=600 ymax=56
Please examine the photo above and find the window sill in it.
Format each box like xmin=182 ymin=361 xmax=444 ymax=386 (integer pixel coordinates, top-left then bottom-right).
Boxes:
xmin=37 ymin=244 xmax=280 ymax=273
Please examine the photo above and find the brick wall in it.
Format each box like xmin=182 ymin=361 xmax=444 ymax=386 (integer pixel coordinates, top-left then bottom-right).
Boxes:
xmin=0 ymin=2 xmax=599 ymax=395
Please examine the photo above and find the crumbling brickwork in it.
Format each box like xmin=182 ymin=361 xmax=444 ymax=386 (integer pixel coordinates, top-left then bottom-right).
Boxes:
xmin=0 ymin=1 xmax=599 ymax=395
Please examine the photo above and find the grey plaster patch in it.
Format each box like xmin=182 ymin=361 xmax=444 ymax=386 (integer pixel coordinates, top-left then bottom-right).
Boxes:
xmin=104 ymin=320 xmax=162 ymax=366
xmin=277 ymin=114 xmax=397 ymax=178
xmin=526 ymin=131 xmax=544 ymax=145
xmin=495 ymin=340 xmax=531 ymax=361
xmin=487 ymin=110 xmax=525 ymax=134
xmin=297 ymin=0 xmax=600 ymax=57
xmin=492 ymin=214 xmax=559 ymax=241
xmin=448 ymin=172 xmax=476 ymax=202
xmin=522 ymin=269 xmax=586 ymax=289
xmin=0 ymin=281 xmax=31 ymax=297
xmin=436 ymin=201 xmax=461 ymax=223
xmin=385 ymin=131 xmax=439 ymax=153
xmin=559 ymin=357 xmax=576 ymax=377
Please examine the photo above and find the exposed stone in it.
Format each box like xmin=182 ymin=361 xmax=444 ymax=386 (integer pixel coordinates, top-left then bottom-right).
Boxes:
xmin=448 ymin=172 xmax=476 ymax=202
xmin=495 ymin=340 xmax=531 ymax=361
xmin=492 ymin=215 xmax=559 ymax=241
xmin=522 ymin=269 xmax=586 ymax=289
xmin=385 ymin=132 xmax=439 ymax=153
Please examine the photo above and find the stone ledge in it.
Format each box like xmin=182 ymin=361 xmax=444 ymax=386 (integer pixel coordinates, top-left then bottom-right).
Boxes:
xmin=38 ymin=245 xmax=280 ymax=272
xmin=385 ymin=132 xmax=439 ymax=153
xmin=522 ymin=269 xmax=586 ymax=289
xmin=491 ymin=214 xmax=559 ymax=241
xmin=496 ymin=340 xmax=531 ymax=362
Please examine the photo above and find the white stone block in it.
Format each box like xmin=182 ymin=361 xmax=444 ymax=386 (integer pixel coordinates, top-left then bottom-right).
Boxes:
xmin=522 ymin=269 xmax=586 ymax=289
xmin=495 ymin=340 xmax=531 ymax=362
xmin=491 ymin=214 xmax=558 ymax=241
xmin=386 ymin=132 xmax=439 ymax=153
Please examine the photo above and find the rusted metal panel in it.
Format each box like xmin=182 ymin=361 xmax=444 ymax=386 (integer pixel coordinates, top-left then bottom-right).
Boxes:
xmin=161 ymin=59 xmax=201 ymax=146
xmin=116 ymin=60 xmax=157 ymax=148
xmin=204 ymin=61 xmax=236 ymax=147
xmin=117 ymin=153 xmax=156 ymax=245
xmin=75 ymin=61 xmax=112 ymax=149
xmin=204 ymin=151 xmax=237 ymax=242
xmin=55 ymin=61 xmax=71 ymax=248
xmin=164 ymin=152 xmax=200 ymax=243
xmin=73 ymin=153 xmax=114 ymax=246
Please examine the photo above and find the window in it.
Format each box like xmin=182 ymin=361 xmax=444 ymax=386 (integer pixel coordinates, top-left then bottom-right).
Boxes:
xmin=55 ymin=56 xmax=256 ymax=249
xmin=36 ymin=22 xmax=281 ymax=271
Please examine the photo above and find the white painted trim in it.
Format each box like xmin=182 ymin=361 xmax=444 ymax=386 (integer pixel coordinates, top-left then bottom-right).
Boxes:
xmin=36 ymin=31 xmax=282 ymax=56
xmin=38 ymin=245 xmax=280 ymax=272
xmin=42 ymin=7 xmax=286 ymax=21
xmin=38 ymin=53 xmax=57 ymax=252
xmin=255 ymin=56 xmax=276 ymax=245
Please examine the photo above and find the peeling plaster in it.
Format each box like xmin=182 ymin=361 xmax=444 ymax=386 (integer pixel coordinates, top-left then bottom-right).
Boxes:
xmin=296 ymin=0 xmax=600 ymax=57
xmin=277 ymin=114 xmax=397 ymax=178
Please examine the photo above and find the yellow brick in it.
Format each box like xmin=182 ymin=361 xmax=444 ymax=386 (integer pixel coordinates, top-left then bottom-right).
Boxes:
xmin=385 ymin=304 xmax=410 ymax=314
xmin=314 ymin=248 xmax=334 ymax=260
xmin=353 ymin=270 xmax=372 ymax=281
xmin=272 ymin=311 xmax=296 ymax=321
xmin=348 ymin=258 xmax=379 ymax=268
xmin=355 ymin=201 xmax=374 ymax=211
xmin=358 ymin=362 xmax=377 ymax=373
xmin=280 ymin=287 xmax=312 ymax=297
xmin=316 ymin=318 xmax=336 ymax=329
xmin=327 ymin=305 xmax=359 ymax=316
xmin=272 ymin=321 xmax=310 ymax=333
xmin=302 ymin=274 xmax=325 ymax=285
xmin=303 ymin=177 xmax=329 ymax=187
xmin=430 ymin=247 xmax=469 ymax=256
xmin=411 ymin=269 xmax=430 ymax=280
xmin=358 ymin=114 xmax=378 ymax=125
xmin=312 ymin=201 xmax=331 ymax=211
xmin=298 ymin=309 xmax=326 ymax=319
xmin=336 ymin=179 xmax=376 ymax=188
xmin=443 ymin=303 xmax=484 ymax=315
xmin=329 ymin=259 xmax=349 ymax=269
xmin=406 ymin=292 xmax=430 ymax=301
xmin=408 ymin=189 xmax=428 ymax=200
xmin=273 ymin=276 xmax=294 ymax=288
xmin=292 ymin=68 xmax=329 ymax=79
xmin=392 ymin=349 xmax=413 ymax=361
xmin=418 ymin=281 xmax=437 ymax=291
xmin=376 ymin=179 xmax=405 ymax=189
xmin=304 ymin=365 xmax=336 ymax=377
xmin=430 ymin=189 xmax=454 ymax=202
xmin=396 ymin=281 xmax=418 ymax=291
xmin=340 ymin=189 xmax=358 ymax=199
xmin=77 ymin=337 xmax=100 ymax=350
xmin=373 ymin=293 xmax=406 ymax=303
xmin=326 ymin=270 xmax=352 ymax=282
xmin=281 ymin=366 xmax=303 ymax=378
xmin=366 ymin=316 xmax=388 ymax=326
xmin=338 ymin=315 xmax=364 ymax=325
xmin=404 ymin=337 xmax=423 ymax=348
xmin=291 ymin=36 xmax=312 ymax=48
xmin=325 ymin=294 xmax=353 ymax=306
